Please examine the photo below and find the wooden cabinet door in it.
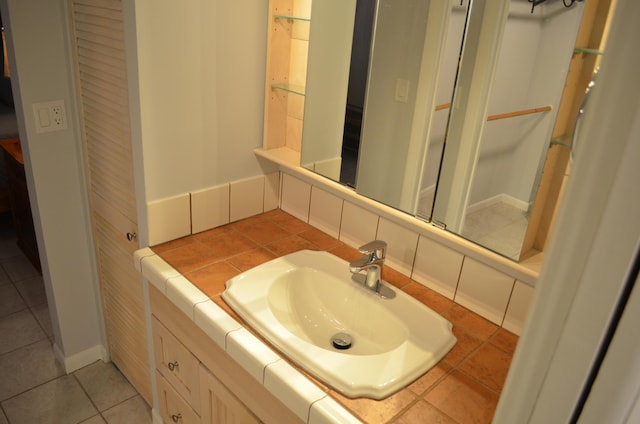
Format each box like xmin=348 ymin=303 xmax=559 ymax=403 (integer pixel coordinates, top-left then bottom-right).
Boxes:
xmin=156 ymin=371 xmax=201 ymax=424
xmin=153 ymin=317 xmax=201 ymax=412
xmin=199 ymin=364 xmax=260 ymax=424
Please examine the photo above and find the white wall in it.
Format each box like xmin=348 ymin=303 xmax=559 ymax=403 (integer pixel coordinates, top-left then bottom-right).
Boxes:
xmin=0 ymin=0 xmax=105 ymax=370
xmin=131 ymin=0 xmax=270 ymax=202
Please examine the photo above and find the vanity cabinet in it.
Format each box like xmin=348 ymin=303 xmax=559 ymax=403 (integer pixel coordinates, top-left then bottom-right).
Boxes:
xmin=156 ymin=370 xmax=200 ymax=424
xmin=149 ymin=285 xmax=301 ymax=424
xmin=152 ymin=317 xmax=201 ymax=423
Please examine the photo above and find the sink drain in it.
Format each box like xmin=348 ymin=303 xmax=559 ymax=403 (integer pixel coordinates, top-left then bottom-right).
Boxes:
xmin=332 ymin=333 xmax=353 ymax=350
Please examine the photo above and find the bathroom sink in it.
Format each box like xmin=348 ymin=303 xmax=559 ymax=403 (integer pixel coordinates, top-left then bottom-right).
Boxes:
xmin=222 ymin=250 xmax=456 ymax=399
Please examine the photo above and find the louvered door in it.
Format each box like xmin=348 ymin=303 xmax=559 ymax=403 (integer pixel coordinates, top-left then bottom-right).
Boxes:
xmin=70 ymin=0 xmax=151 ymax=403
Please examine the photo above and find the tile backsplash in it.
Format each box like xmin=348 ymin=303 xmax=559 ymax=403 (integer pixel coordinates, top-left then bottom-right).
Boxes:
xmin=146 ymin=171 xmax=535 ymax=335
xmin=412 ymin=236 xmax=464 ymax=300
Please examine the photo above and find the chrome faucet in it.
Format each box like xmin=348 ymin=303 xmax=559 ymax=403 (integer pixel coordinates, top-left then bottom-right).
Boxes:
xmin=349 ymin=240 xmax=395 ymax=298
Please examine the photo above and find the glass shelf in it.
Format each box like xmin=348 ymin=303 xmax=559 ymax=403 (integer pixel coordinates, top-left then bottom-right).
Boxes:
xmin=271 ymin=83 xmax=305 ymax=96
xmin=574 ymin=47 xmax=604 ymax=56
xmin=550 ymin=134 xmax=572 ymax=148
xmin=273 ymin=14 xmax=310 ymax=22
xmin=273 ymin=14 xmax=310 ymax=41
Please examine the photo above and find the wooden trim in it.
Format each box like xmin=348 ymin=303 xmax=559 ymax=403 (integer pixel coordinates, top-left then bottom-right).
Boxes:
xmin=521 ymin=0 xmax=614 ymax=257
xmin=433 ymin=103 xmax=551 ymax=121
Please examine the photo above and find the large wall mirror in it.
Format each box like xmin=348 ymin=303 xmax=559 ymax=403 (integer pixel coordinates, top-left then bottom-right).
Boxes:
xmin=301 ymin=0 xmax=611 ymax=261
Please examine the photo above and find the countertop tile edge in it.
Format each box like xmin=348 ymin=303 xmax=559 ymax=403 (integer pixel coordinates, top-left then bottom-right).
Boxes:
xmin=133 ymin=247 xmax=156 ymax=272
xmin=310 ymin=396 xmax=364 ymax=424
xmin=140 ymin=254 xmax=181 ymax=293
xmin=264 ymin=359 xmax=328 ymax=423
xmin=193 ymin=299 xmax=242 ymax=350
xmin=165 ymin=275 xmax=210 ymax=320
xmin=226 ymin=327 xmax=281 ymax=384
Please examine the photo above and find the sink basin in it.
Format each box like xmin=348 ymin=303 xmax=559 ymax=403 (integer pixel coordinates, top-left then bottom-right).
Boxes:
xmin=222 ymin=250 xmax=456 ymax=399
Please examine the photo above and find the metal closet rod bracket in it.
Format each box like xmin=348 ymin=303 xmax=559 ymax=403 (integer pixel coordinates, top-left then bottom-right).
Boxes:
xmin=528 ymin=0 xmax=584 ymax=14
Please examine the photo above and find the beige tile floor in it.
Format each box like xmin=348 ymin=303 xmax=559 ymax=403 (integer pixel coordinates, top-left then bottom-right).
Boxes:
xmin=0 ymin=213 xmax=151 ymax=424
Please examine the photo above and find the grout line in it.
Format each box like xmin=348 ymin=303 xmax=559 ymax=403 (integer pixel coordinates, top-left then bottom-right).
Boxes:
xmin=451 ymin=336 xmax=506 ymax=396
xmin=0 ymin=327 xmax=49 ymax=358
xmin=72 ymin=372 xmax=102 ymax=416
xmin=28 ymin=305 xmax=53 ymax=340
xmin=0 ymin=371 xmax=65 ymax=405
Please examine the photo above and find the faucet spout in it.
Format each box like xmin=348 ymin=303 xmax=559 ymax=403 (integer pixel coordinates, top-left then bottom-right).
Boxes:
xmin=349 ymin=261 xmax=383 ymax=291
xmin=349 ymin=240 xmax=387 ymax=293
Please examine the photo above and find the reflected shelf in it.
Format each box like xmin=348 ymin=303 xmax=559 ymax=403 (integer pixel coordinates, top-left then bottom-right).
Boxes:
xmin=550 ymin=134 xmax=572 ymax=148
xmin=255 ymin=146 xmax=300 ymax=168
xmin=574 ymin=47 xmax=604 ymax=56
xmin=271 ymin=82 xmax=306 ymax=96
xmin=273 ymin=14 xmax=310 ymax=22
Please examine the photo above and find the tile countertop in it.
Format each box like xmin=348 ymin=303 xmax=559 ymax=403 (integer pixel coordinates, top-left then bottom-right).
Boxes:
xmin=134 ymin=210 xmax=518 ymax=424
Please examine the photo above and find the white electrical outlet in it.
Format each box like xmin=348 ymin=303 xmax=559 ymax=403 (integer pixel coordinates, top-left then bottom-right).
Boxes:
xmin=33 ymin=100 xmax=67 ymax=133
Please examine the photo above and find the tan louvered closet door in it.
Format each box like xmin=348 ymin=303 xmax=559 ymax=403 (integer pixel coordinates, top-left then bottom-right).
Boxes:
xmin=70 ymin=0 xmax=151 ymax=403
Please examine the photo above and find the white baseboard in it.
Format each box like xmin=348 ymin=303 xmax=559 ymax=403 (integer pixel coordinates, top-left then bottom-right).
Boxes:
xmin=53 ymin=343 xmax=109 ymax=374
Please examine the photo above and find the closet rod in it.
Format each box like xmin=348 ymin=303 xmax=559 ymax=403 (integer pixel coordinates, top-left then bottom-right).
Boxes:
xmin=434 ymin=104 xmax=551 ymax=121
xmin=487 ymin=105 xmax=551 ymax=121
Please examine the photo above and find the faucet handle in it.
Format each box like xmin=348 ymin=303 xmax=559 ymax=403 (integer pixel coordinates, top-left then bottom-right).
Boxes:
xmin=358 ymin=240 xmax=386 ymax=260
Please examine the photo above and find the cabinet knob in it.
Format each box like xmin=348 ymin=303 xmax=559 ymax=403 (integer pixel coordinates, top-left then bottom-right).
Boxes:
xmin=126 ymin=232 xmax=137 ymax=242
xmin=171 ymin=413 xmax=182 ymax=423
xmin=167 ymin=361 xmax=179 ymax=371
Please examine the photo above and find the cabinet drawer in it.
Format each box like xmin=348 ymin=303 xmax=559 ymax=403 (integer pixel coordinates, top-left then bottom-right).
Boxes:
xmin=199 ymin=364 xmax=260 ymax=424
xmin=153 ymin=317 xmax=200 ymax=412
xmin=157 ymin=371 xmax=200 ymax=424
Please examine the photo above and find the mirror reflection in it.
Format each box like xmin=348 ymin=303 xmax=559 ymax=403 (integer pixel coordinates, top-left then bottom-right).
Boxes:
xmin=432 ymin=0 xmax=585 ymax=259
xmin=301 ymin=0 xmax=594 ymax=260
xmin=354 ymin=0 xmax=460 ymax=214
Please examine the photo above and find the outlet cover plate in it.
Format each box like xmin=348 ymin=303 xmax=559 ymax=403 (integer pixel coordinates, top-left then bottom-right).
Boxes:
xmin=33 ymin=100 xmax=67 ymax=133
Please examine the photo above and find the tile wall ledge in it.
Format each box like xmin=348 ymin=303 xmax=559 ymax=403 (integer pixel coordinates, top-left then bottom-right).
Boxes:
xmin=255 ymin=148 xmax=541 ymax=286
xmin=137 ymin=249 xmax=361 ymax=424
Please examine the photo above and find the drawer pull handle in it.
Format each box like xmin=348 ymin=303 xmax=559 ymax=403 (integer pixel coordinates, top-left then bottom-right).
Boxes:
xmin=126 ymin=232 xmax=137 ymax=242
xmin=167 ymin=361 xmax=179 ymax=371
xmin=171 ymin=413 xmax=182 ymax=423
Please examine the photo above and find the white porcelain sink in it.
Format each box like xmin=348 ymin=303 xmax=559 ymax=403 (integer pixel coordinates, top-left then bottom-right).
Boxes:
xmin=222 ymin=250 xmax=456 ymax=399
